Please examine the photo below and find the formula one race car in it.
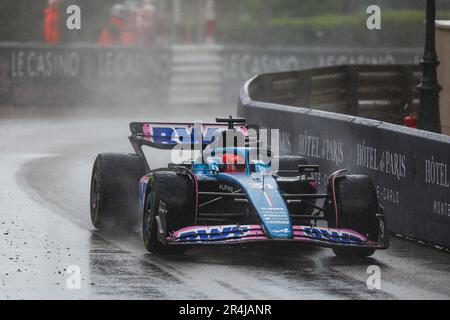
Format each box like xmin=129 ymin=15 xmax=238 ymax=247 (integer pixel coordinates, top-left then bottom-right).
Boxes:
xmin=90 ymin=117 xmax=389 ymax=258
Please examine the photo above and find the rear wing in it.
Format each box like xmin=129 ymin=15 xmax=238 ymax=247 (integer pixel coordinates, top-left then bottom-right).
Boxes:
xmin=129 ymin=121 xmax=249 ymax=150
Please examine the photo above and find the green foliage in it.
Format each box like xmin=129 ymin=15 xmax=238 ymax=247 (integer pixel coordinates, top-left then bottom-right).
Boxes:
xmin=1 ymin=0 xmax=450 ymax=45
xmin=217 ymin=9 xmax=450 ymax=47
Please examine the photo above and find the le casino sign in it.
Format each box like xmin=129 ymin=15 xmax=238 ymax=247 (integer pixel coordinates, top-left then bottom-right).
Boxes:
xmin=10 ymin=49 xmax=80 ymax=78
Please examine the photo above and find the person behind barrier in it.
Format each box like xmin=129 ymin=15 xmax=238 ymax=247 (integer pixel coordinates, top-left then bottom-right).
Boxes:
xmin=98 ymin=4 xmax=126 ymax=45
xmin=137 ymin=1 xmax=157 ymax=46
xmin=121 ymin=0 xmax=139 ymax=45
xmin=44 ymin=0 xmax=61 ymax=44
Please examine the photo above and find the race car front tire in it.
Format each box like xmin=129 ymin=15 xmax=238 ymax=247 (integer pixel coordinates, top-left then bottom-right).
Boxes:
xmin=90 ymin=153 xmax=147 ymax=232
xmin=326 ymin=175 xmax=380 ymax=258
xmin=143 ymin=170 xmax=195 ymax=254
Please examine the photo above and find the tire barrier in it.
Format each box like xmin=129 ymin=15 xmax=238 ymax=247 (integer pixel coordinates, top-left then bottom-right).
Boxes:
xmin=238 ymin=66 xmax=450 ymax=248
xmin=0 ymin=43 xmax=172 ymax=106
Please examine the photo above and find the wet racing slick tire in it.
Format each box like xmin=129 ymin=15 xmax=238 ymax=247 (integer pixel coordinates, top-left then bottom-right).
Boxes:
xmin=326 ymin=175 xmax=379 ymax=258
xmin=90 ymin=153 xmax=147 ymax=232
xmin=143 ymin=170 xmax=195 ymax=254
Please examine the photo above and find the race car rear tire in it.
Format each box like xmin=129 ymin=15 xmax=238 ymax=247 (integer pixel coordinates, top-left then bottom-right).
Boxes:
xmin=90 ymin=153 xmax=147 ymax=232
xmin=326 ymin=175 xmax=379 ymax=258
xmin=143 ymin=170 xmax=195 ymax=254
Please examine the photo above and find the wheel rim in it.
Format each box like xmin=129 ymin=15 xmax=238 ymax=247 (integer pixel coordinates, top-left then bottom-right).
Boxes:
xmin=143 ymin=193 xmax=153 ymax=242
xmin=90 ymin=172 xmax=100 ymax=224
xmin=91 ymin=174 xmax=98 ymax=209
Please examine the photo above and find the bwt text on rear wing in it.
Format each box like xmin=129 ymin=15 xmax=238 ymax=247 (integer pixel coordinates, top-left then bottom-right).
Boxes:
xmin=129 ymin=121 xmax=249 ymax=150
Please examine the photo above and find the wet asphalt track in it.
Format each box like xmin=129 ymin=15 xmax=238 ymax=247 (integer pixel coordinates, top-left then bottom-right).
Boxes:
xmin=1 ymin=108 xmax=450 ymax=299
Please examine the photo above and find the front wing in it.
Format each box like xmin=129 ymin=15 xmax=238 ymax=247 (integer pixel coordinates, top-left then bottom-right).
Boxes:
xmin=166 ymin=224 xmax=388 ymax=249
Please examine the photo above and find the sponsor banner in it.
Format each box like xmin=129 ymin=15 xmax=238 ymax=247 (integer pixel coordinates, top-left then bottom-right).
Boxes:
xmin=222 ymin=46 xmax=421 ymax=81
xmin=239 ymin=71 xmax=450 ymax=248
xmin=0 ymin=43 xmax=172 ymax=106
xmin=0 ymin=43 xmax=421 ymax=106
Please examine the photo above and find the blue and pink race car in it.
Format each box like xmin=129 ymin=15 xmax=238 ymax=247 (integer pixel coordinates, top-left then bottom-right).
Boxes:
xmin=90 ymin=117 xmax=389 ymax=257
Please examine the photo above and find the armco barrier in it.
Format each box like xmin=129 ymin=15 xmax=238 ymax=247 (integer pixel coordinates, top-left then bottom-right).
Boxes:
xmin=0 ymin=43 xmax=172 ymax=106
xmin=242 ymin=65 xmax=421 ymax=124
xmin=223 ymin=46 xmax=421 ymax=105
xmin=238 ymin=66 xmax=450 ymax=248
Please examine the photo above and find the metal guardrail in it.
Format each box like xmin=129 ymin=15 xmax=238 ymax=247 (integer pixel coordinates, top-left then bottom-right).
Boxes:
xmin=248 ymin=65 xmax=421 ymax=124
xmin=221 ymin=46 xmax=422 ymax=106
